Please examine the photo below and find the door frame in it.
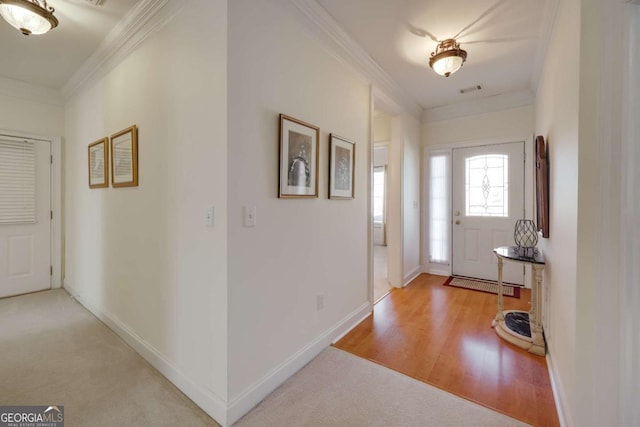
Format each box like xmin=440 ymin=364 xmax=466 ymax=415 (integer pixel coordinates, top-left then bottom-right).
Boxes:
xmin=0 ymin=129 xmax=62 ymax=289
xmin=423 ymin=135 xmax=535 ymax=288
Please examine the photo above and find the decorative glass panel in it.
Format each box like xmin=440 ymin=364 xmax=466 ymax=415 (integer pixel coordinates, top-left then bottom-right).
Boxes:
xmin=465 ymin=154 xmax=509 ymax=217
xmin=430 ymin=154 xmax=449 ymax=263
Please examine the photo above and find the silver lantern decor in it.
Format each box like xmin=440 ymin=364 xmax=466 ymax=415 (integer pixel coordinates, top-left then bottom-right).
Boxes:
xmin=514 ymin=219 xmax=538 ymax=256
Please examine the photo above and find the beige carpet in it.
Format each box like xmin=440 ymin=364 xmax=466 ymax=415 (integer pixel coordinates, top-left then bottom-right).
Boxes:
xmin=0 ymin=289 xmax=218 ymax=427
xmin=236 ymin=347 xmax=530 ymax=427
xmin=2 ymin=289 xmax=530 ymax=427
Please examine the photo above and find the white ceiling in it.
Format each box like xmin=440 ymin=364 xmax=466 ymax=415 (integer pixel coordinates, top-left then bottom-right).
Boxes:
xmin=0 ymin=0 xmax=138 ymax=89
xmin=317 ymin=0 xmax=553 ymax=110
xmin=0 ymin=0 xmax=554 ymax=112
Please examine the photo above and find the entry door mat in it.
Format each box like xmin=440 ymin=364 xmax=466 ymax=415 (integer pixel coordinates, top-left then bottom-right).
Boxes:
xmin=443 ymin=276 xmax=521 ymax=299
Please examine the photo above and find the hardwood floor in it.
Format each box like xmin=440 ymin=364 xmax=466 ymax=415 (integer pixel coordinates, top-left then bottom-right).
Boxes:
xmin=334 ymin=273 xmax=559 ymax=427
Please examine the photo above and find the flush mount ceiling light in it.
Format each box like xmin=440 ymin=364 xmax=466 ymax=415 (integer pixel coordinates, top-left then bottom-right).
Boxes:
xmin=429 ymin=39 xmax=467 ymax=77
xmin=0 ymin=0 xmax=58 ymax=35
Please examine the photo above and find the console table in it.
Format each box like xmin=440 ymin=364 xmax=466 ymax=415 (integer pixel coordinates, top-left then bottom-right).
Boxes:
xmin=491 ymin=246 xmax=546 ymax=356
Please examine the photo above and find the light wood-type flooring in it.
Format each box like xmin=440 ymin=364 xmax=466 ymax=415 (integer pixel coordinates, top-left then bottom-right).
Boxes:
xmin=334 ymin=273 xmax=559 ymax=427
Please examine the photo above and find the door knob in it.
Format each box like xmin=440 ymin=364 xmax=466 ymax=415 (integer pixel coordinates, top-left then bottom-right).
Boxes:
xmin=455 ymin=220 xmax=461 ymax=225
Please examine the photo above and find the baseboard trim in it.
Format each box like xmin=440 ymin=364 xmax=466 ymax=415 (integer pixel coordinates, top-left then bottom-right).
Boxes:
xmin=546 ymin=351 xmax=571 ymax=427
xmin=332 ymin=308 xmax=372 ymax=344
xmin=403 ymin=266 xmax=422 ymax=286
xmin=427 ymin=264 xmax=451 ymax=277
xmin=226 ymin=301 xmax=371 ymax=425
xmin=63 ymin=282 xmax=228 ymax=426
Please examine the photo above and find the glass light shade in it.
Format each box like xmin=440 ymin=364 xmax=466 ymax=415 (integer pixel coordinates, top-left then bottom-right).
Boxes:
xmin=429 ymin=39 xmax=467 ymax=77
xmin=432 ymin=55 xmax=464 ymax=77
xmin=0 ymin=1 xmax=57 ymax=35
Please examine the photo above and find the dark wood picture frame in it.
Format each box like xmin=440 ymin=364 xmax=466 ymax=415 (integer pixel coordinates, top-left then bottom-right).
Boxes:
xmin=88 ymin=137 xmax=109 ymax=189
xmin=535 ymin=135 xmax=549 ymax=238
xmin=278 ymin=114 xmax=319 ymax=198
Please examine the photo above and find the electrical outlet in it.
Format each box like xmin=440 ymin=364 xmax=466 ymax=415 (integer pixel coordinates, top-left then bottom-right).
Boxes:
xmin=317 ymin=294 xmax=325 ymax=311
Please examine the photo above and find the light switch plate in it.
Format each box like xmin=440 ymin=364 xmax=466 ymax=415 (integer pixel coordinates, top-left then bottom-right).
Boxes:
xmin=244 ymin=206 xmax=256 ymax=227
xmin=205 ymin=206 xmax=214 ymax=227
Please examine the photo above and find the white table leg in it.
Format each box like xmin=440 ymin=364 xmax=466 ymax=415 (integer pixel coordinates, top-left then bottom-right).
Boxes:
xmin=495 ymin=256 xmax=504 ymax=323
xmin=529 ymin=264 xmax=545 ymax=355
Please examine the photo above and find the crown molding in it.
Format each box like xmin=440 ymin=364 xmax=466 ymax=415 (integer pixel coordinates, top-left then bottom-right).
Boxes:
xmin=531 ymin=0 xmax=560 ymax=93
xmin=289 ymin=0 xmax=422 ymax=119
xmin=422 ymin=89 xmax=534 ymax=123
xmin=0 ymin=76 xmax=63 ymax=106
xmin=61 ymin=0 xmax=184 ymax=101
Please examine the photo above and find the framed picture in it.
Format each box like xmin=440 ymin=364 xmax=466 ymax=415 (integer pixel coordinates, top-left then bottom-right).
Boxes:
xmin=535 ymin=135 xmax=549 ymax=237
xmin=329 ymin=134 xmax=355 ymax=199
xmin=88 ymin=138 xmax=109 ymax=188
xmin=110 ymin=125 xmax=138 ymax=188
xmin=279 ymin=114 xmax=319 ymax=198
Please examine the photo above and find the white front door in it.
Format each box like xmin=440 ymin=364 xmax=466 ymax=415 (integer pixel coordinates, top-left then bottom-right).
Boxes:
xmin=452 ymin=142 xmax=524 ymax=284
xmin=0 ymin=137 xmax=51 ymax=298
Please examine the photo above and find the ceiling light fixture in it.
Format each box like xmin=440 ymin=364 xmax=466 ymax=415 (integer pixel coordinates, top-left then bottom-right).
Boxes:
xmin=0 ymin=0 xmax=58 ymax=36
xmin=429 ymin=39 xmax=467 ymax=77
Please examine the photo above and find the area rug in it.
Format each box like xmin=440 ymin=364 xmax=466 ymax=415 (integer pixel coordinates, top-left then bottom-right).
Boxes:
xmin=443 ymin=276 xmax=521 ymax=298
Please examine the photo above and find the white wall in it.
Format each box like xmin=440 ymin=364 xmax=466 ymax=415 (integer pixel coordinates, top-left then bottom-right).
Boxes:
xmin=422 ymin=105 xmax=534 ymax=146
xmin=63 ymin=0 xmax=228 ymax=423
xmin=534 ymin=0 xmax=580 ymax=424
xmin=373 ymin=111 xmax=391 ymax=142
xmin=386 ymin=115 xmax=403 ymax=286
xmin=402 ymin=114 xmax=421 ymax=282
xmin=573 ymin=0 xmax=627 ymax=425
xmin=227 ymin=0 xmax=370 ymax=421
xmin=0 ymin=91 xmax=64 ymax=137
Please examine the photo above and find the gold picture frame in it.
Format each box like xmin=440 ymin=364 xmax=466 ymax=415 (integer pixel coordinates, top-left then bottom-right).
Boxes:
xmin=88 ymin=137 xmax=109 ymax=189
xmin=110 ymin=125 xmax=138 ymax=188
xmin=278 ymin=114 xmax=319 ymax=198
xmin=328 ymin=134 xmax=355 ymax=199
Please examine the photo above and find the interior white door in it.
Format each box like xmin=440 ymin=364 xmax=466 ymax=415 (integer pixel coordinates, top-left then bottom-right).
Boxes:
xmin=0 ymin=138 xmax=51 ymax=298
xmin=452 ymin=142 xmax=524 ymax=284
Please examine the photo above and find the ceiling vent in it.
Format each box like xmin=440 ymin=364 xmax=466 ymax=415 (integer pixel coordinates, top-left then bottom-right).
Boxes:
xmin=85 ymin=0 xmax=104 ymax=5
xmin=459 ymin=85 xmax=482 ymax=94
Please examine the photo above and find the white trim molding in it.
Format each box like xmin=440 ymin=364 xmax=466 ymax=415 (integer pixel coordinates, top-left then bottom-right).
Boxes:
xmin=226 ymin=302 xmax=371 ymax=426
xmin=422 ymin=90 xmax=534 ymax=123
xmin=620 ymin=3 xmax=640 ymax=425
xmin=530 ymin=0 xmax=560 ymax=92
xmin=546 ymin=352 xmax=571 ymax=427
xmin=64 ymin=283 xmax=229 ymax=426
xmin=62 ymin=0 xmax=185 ymax=100
xmin=0 ymin=76 xmax=63 ymax=106
xmin=403 ymin=266 xmax=422 ymax=286
xmin=289 ymin=0 xmax=422 ymax=119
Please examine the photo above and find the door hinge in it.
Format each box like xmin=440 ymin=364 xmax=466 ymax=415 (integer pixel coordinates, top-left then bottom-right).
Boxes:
xmin=50 ymin=266 xmax=53 ymax=276
xmin=50 ymin=210 xmax=53 ymax=220
xmin=50 ymin=155 xmax=53 ymax=164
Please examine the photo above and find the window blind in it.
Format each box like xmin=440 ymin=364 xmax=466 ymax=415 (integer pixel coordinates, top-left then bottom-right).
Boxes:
xmin=0 ymin=139 xmax=36 ymax=224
